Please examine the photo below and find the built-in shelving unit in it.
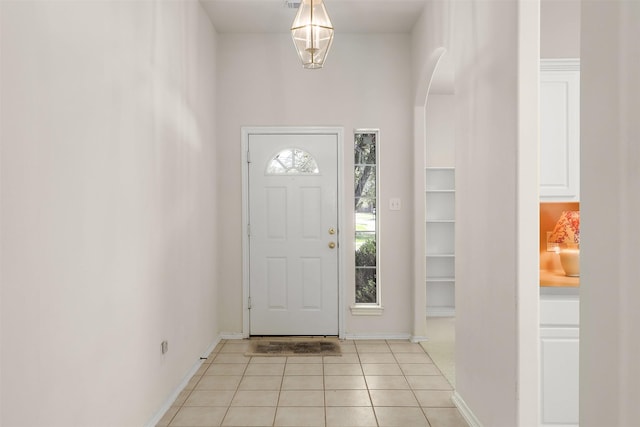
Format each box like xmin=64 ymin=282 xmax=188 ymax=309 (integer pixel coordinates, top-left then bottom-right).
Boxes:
xmin=425 ymin=167 xmax=455 ymax=317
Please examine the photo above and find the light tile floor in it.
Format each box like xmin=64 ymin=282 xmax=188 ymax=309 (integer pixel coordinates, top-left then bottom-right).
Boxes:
xmin=421 ymin=317 xmax=456 ymax=386
xmin=157 ymin=339 xmax=468 ymax=427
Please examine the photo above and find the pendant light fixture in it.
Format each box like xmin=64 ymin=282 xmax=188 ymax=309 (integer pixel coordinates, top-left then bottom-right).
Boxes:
xmin=291 ymin=0 xmax=334 ymax=69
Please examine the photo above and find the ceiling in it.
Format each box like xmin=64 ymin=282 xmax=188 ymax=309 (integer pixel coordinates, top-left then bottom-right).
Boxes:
xmin=200 ymin=0 xmax=428 ymax=34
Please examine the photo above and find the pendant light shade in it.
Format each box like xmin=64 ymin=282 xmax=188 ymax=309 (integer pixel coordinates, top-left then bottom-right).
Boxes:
xmin=291 ymin=0 xmax=334 ymax=69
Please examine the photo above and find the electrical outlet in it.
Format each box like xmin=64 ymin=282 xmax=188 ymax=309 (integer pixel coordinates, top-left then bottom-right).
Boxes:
xmin=161 ymin=340 xmax=169 ymax=354
xmin=389 ymin=198 xmax=401 ymax=211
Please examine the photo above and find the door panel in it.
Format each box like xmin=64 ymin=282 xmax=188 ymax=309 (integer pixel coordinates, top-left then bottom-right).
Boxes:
xmin=266 ymin=257 xmax=287 ymax=309
xmin=248 ymin=133 xmax=338 ymax=335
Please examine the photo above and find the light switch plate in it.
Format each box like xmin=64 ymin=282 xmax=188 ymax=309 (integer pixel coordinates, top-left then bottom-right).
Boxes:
xmin=389 ymin=198 xmax=401 ymax=211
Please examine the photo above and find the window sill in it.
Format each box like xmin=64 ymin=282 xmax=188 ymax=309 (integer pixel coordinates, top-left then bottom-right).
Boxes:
xmin=350 ymin=305 xmax=384 ymax=316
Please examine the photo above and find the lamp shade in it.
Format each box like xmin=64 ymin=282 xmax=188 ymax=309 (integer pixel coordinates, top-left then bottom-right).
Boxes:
xmin=548 ymin=210 xmax=580 ymax=245
xmin=291 ymin=0 xmax=334 ymax=69
xmin=549 ymin=210 xmax=580 ymax=276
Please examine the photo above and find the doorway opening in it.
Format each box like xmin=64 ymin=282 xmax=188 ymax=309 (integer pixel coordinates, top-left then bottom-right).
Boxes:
xmin=241 ymin=127 xmax=345 ymax=338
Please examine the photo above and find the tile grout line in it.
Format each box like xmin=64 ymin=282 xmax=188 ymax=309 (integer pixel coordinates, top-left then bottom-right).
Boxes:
xmin=360 ymin=342 xmax=380 ymax=427
xmin=388 ymin=339 xmax=433 ymax=426
xmin=219 ymin=341 xmax=249 ymax=427
xmin=164 ymin=340 xmax=221 ymax=427
xmin=322 ymin=355 xmax=327 ymax=427
xmin=160 ymin=339 xmax=465 ymax=427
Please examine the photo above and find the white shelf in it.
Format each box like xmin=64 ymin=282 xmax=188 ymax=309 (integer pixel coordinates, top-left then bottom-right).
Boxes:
xmin=426 ymin=307 xmax=456 ymax=317
xmin=426 ymin=277 xmax=455 ymax=283
xmin=425 ymin=167 xmax=455 ymax=191
xmin=425 ymin=168 xmax=455 ymax=316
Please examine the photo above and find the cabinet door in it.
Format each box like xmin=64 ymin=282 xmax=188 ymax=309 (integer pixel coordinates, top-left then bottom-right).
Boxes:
xmin=540 ymin=328 xmax=579 ymax=426
xmin=540 ymin=60 xmax=580 ymax=201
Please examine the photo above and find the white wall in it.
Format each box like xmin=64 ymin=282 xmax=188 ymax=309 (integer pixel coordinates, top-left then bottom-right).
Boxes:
xmin=425 ymin=94 xmax=455 ymax=167
xmin=215 ymin=33 xmax=414 ymax=337
xmin=411 ymin=0 xmax=451 ymax=98
xmin=411 ymin=2 xmax=540 ymax=424
xmin=0 ymin=1 xmax=219 ymax=425
xmin=409 ymin=0 xmax=455 ymax=339
xmin=541 ymin=0 xmax=580 ymax=58
xmin=450 ymin=1 xmax=539 ymax=425
xmin=580 ymin=1 xmax=640 ymax=425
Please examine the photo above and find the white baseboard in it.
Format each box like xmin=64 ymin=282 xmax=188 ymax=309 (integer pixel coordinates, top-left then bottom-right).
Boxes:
xmin=343 ymin=333 xmax=412 ymax=341
xmin=410 ymin=335 xmax=429 ymax=343
xmin=219 ymin=332 xmax=247 ymax=340
xmin=452 ymin=391 xmax=483 ymax=427
xmin=144 ymin=336 xmax=222 ymax=427
xmin=201 ymin=338 xmax=221 ymax=359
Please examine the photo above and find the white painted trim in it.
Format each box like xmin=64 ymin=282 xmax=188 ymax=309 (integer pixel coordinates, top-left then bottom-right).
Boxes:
xmin=349 ymin=305 xmax=384 ymax=316
xmin=518 ymin=2 xmax=542 ymax=425
xmin=426 ymin=307 xmax=456 ymax=317
xmin=452 ymin=391 xmax=483 ymax=427
xmin=410 ymin=336 xmax=428 ymax=343
xmin=343 ymin=333 xmax=412 ymax=341
xmin=144 ymin=337 xmax=221 ymax=427
xmin=414 ymin=47 xmax=448 ymax=341
xmin=241 ymin=127 xmax=345 ymax=338
xmin=540 ymin=58 xmax=580 ymax=72
xmin=354 ymin=128 xmax=381 ymax=311
xmin=336 ymin=129 xmax=345 ymax=339
xmin=539 ymin=424 xmax=577 ymax=427
xmin=219 ymin=332 xmax=246 ymax=340
xmin=414 ymin=47 xmax=448 ymax=106
xmin=241 ymin=127 xmax=251 ymax=338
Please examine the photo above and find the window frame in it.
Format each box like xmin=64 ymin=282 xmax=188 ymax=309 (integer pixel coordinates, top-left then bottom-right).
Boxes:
xmin=351 ymin=129 xmax=382 ymax=315
xmin=265 ymin=147 xmax=320 ymax=175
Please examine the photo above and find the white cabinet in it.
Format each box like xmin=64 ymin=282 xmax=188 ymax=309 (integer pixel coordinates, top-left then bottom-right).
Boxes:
xmin=540 ymin=59 xmax=580 ymax=201
xmin=540 ymin=291 xmax=580 ymax=427
xmin=425 ymin=167 xmax=455 ymax=317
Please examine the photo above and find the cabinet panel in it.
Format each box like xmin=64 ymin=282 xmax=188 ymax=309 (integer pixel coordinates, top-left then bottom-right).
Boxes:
xmin=540 ymin=59 xmax=580 ymax=201
xmin=540 ymin=293 xmax=579 ymax=427
xmin=540 ymin=333 xmax=579 ymax=425
xmin=540 ymin=82 xmax=571 ymax=188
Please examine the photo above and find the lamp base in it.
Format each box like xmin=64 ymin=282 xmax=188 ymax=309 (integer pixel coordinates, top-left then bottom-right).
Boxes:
xmin=559 ymin=248 xmax=580 ymax=277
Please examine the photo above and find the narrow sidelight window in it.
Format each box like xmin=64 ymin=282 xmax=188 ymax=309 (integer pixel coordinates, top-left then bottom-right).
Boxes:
xmin=354 ymin=130 xmax=378 ymax=304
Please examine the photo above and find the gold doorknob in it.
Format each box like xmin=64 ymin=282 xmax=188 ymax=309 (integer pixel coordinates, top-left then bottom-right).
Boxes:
xmin=328 ymin=242 xmax=336 ymax=249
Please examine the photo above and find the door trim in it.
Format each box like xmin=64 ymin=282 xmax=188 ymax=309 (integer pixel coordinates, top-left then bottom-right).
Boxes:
xmin=241 ymin=127 xmax=345 ymax=338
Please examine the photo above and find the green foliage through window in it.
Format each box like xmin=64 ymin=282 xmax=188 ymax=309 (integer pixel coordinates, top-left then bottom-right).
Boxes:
xmin=355 ymin=240 xmax=377 ymax=303
xmin=354 ymin=131 xmax=378 ymax=304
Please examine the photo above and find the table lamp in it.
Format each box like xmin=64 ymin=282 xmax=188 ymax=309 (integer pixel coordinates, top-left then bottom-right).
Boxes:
xmin=548 ymin=210 xmax=580 ymax=277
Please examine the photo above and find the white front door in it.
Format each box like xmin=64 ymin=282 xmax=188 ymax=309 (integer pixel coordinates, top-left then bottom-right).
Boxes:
xmin=248 ymin=133 xmax=339 ymax=335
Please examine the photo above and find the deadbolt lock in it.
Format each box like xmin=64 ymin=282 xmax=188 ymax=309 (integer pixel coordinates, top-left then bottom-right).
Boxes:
xmin=328 ymin=227 xmax=336 ymax=235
